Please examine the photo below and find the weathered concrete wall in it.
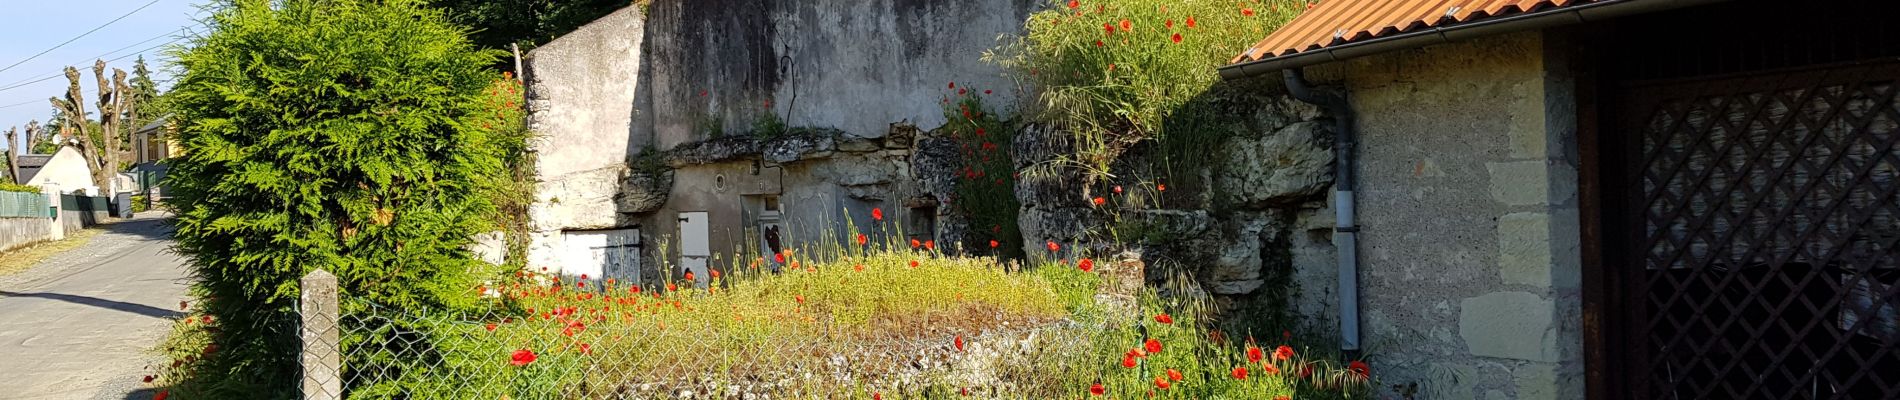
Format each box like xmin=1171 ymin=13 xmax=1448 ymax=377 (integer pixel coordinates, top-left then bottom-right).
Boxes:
xmin=1317 ymin=31 xmax=1584 ymax=399
xmin=0 ymin=217 xmax=54 ymax=253
xmin=524 ymin=0 xmax=1034 ymax=275
xmin=642 ymin=0 xmax=1035 ymax=149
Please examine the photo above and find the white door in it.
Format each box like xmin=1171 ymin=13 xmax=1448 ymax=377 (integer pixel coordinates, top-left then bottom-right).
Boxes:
xmin=562 ymin=229 xmax=641 ymax=285
xmin=677 ymin=211 xmax=710 ymax=288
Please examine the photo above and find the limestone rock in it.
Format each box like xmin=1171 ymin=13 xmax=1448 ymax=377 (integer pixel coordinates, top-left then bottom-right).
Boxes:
xmin=761 ymin=132 xmax=837 ymax=163
xmin=1217 ymin=121 xmax=1334 ymax=209
xmin=885 ymin=122 xmax=918 ymax=149
xmin=837 ymin=133 xmax=882 ymax=153
xmin=613 ymin=168 xmax=673 ymax=214
xmin=663 ymin=136 xmax=761 ymax=167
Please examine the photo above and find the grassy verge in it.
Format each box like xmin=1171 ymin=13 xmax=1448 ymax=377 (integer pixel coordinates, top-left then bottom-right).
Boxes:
xmin=0 ymin=229 xmax=104 ymax=278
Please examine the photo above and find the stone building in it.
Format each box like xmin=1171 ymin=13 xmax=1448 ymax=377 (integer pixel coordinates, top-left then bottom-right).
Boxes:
xmin=1222 ymin=0 xmax=1900 ymax=399
xmin=520 ymin=0 xmax=1041 ymax=287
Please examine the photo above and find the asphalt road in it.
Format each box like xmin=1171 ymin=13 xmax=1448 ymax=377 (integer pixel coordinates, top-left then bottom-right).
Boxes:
xmin=0 ymin=213 xmax=189 ymax=400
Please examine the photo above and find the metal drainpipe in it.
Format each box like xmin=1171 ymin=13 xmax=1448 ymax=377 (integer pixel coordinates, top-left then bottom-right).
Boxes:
xmin=1282 ymin=68 xmax=1361 ymax=359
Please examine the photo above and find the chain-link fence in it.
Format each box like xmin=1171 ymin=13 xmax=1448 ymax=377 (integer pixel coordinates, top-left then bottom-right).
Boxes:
xmin=297 ymin=270 xmax=1086 ymax=399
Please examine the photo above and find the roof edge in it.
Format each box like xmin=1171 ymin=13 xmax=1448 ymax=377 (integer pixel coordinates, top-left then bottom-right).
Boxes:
xmin=1219 ymin=0 xmax=1729 ymax=81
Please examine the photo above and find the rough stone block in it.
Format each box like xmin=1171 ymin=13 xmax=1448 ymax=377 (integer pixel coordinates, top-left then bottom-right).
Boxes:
xmin=1487 ymin=160 xmax=1550 ymax=206
xmin=1217 ymin=121 xmax=1334 ymax=209
xmin=1512 ymin=362 xmax=1561 ymax=400
xmin=1460 ymin=291 xmax=1558 ymax=362
xmin=1498 ymin=212 xmax=1552 ymax=288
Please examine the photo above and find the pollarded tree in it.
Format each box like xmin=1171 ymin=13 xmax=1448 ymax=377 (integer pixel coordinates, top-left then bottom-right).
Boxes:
xmin=165 ymin=0 xmax=508 ymax=396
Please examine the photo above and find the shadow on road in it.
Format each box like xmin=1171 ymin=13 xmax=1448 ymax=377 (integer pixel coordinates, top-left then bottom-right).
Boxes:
xmin=94 ymin=213 xmax=178 ymax=243
xmin=0 ymin=290 xmax=185 ymax=319
xmin=121 ymin=387 xmax=161 ymax=400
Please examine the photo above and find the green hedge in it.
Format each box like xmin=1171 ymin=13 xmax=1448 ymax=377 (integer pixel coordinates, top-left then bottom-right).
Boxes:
xmin=164 ymin=0 xmax=510 ymax=397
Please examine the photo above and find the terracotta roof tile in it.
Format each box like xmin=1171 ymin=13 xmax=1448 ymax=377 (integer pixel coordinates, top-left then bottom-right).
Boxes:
xmin=1231 ymin=0 xmax=1613 ymax=64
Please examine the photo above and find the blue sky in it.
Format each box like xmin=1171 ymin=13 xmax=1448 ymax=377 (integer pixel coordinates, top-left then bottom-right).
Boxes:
xmin=0 ymin=0 xmax=204 ymax=154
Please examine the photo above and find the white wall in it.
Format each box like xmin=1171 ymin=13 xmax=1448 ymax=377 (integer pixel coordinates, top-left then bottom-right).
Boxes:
xmin=25 ymin=146 xmax=97 ymax=195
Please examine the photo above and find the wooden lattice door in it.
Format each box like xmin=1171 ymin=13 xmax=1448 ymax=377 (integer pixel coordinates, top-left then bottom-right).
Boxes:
xmin=1609 ymin=61 xmax=1900 ymax=399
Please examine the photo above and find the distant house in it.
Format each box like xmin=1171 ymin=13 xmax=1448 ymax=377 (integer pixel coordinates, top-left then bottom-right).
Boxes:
xmin=17 ymin=144 xmax=97 ymax=195
xmin=129 ymin=116 xmax=176 ymax=200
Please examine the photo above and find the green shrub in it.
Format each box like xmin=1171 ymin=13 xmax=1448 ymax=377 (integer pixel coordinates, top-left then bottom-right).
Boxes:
xmin=164 ymin=0 xmax=509 ymax=396
xmin=989 ymin=0 xmax=1303 ymax=182
xmin=0 ymin=183 xmax=40 ymax=194
xmin=939 ymin=93 xmax=1024 ymax=258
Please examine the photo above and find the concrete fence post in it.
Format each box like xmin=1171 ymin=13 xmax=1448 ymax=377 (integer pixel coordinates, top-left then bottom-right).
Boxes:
xmin=300 ymin=269 xmax=341 ymax=400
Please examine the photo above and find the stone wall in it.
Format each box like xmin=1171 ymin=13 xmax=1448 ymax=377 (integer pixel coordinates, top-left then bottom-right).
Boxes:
xmin=0 ymin=217 xmax=54 ymax=254
xmin=640 ymin=0 xmax=1035 ymax=149
xmin=1008 ymin=78 xmax=1341 ymax=335
xmin=1315 ymin=31 xmax=1585 ymax=399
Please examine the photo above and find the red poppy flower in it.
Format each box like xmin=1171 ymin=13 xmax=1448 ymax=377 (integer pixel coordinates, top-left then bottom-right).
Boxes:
xmin=1067 ymin=0 xmax=1078 ymax=8
xmin=576 ymin=281 xmax=586 ymax=288
xmin=1247 ymin=346 xmax=1264 ymax=362
xmin=909 ymin=260 xmax=920 ymax=268
xmin=1186 ymin=16 xmax=1197 ymax=28
xmin=578 ymin=342 xmax=593 ymax=355
xmin=1276 ymin=396 xmax=1291 ymax=400
xmin=795 ymin=295 xmax=805 ymax=304
xmin=1104 ymin=23 xmax=1115 ymax=34
xmin=1154 ymin=313 xmax=1173 ymax=324
xmin=666 ymin=283 xmax=678 ymax=292
xmin=1144 ymin=338 xmax=1163 ymax=354
xmin=581 ymin=273 xmax=589 ymax=280
xmin=154 ymin=391 xmax=168 ymax=400
xmin=989 ymin=240 xmax=1000 ymax=248
xmin=1078 ymin=258 xmax=1095 ymax=272
xmin=1090 ymin=383 xmax=1105 ymax=395
xmin=1171 ymin=33 xmax=1182 ymax=43
xmin=854 ymin=264 xmax=865 ymax=271
xmin=142 ymin=375 xmax=155 ymax=383
xmin=958 ymin=88 xmax=967 ymax=95
xmin=1046 ymin=241 xmax=1061 ymax=252
xmin=1121 ymin=354 xmax=1138 ymax=368
xmin=1157 ymin=183 xmax=1167 ymax=191
xmin=948 ymin=81 xmax=956 ymax=89
xmin=629 ymin=286 xmax=641 ymax=294
xmin=984 ymin=89 xmax=992 ymax=95
xmin=872 ymin=208 xmax=885 ymax=221
xmin=1095 ymin=40 xmax=1105 ymax=47
xmin=961 ymin=387 xmax=971 ymax=396
xmin=1166 ymin=368 xmax=1183 ymax=381
xmin=1154 ymin=376 xmax=1171 ymax=389
xmin=873 ymin=393 xmax=882 ymax=400
xmin=911 ymin=238 xmax=922 ymax=248
xmin=510 ymin=349 xmax=537 ymax=366
xmin=1165 ymin=19 xmax=1174 ymax=29
xmin=925 ymin=240 xmax=936 ymax=250
xmin=684 ymin=271 xmax=696 ymax=281
xmin=1263 ymin=363 xmax=1281 ymax=375
xmin=710 ymin=270 xmax=721 ymax=279
xmin=1092 ymin=196 xmax=1106 ymax=206
xmin=485 ymin=323 xmax=498 ymax=331
xmin=1349 ymin=360 xmax=1370 ymax=377
xmin=1241 ymin=7 xmax=1255 ymax=16
xmin=1107 ymin=63 xmax=1116 ymax=72
xmin=1120 ymin=19 xmax=1132 ymax=31
xmin=1274 ymin=345 xmax=1295 ymax=361
xmin=856 ymin=233 xmax=868 ymax=246
xmin=1232 ymin=366 xmax=1249 ymax=380
xmin=954 ymin=335 xmax=965 ymax=351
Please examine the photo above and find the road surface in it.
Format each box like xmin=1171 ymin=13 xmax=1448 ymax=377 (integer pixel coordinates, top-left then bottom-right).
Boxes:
xmin=0 ymin=212 xmax=189 ymax=400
